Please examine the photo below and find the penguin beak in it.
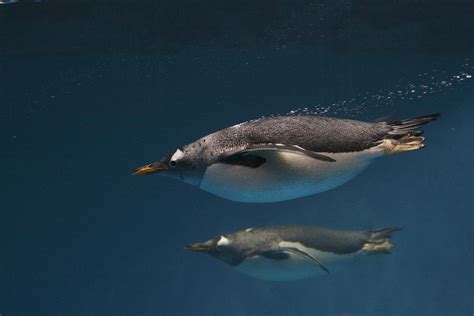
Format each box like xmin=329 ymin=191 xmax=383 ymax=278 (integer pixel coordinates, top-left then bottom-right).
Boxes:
xmin=185 ymin=243 xmax=211 ymax=252
xmin=132 ymin=162 xmax=167 ymax=176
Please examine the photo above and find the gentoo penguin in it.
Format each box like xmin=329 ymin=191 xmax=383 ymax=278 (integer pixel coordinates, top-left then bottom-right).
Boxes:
xmin=186 ymin=225 xmax=400 ymax=281
xmin=133 ymin=113 xmax=439 ymax=202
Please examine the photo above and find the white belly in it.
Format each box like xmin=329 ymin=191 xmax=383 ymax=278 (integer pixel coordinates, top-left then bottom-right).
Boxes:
xmin=200 ymin=148 xmax=383 ymax=203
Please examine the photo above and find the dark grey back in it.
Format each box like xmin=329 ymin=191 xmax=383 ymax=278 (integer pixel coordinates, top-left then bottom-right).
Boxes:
xmin=206 ymin=116 xmax=389 ymax=155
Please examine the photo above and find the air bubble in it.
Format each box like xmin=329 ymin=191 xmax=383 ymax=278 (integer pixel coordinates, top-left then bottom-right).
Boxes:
xmin=276 ymin=61 xmax=471 ymax=119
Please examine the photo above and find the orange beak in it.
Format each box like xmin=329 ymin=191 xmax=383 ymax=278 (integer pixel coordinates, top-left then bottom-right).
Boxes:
xmin=131 ymin=163 xmax=166 ymax=176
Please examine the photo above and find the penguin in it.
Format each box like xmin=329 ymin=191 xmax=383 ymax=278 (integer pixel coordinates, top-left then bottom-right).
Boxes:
xmin=186 ymin=225 xmax=401 ymax=281
xmin=133 ymin=113 xmax=439 ymax=203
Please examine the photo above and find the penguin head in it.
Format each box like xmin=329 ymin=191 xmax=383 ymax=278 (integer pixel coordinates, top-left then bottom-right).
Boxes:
xmin=186 ymin=235 xmax=244 ymax=266
xmin=132 ymin=146 xmax=206 ymax=186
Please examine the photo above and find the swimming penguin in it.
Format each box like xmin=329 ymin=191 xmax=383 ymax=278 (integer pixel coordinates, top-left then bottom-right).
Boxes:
xmin=133 ymin=113 xmax=439 ymax=203
xmin=186 ymin=225 xmax=401 ymax=281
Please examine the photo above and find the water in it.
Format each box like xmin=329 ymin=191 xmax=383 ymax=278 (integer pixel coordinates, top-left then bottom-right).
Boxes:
xmin=1 ymin=1 xmax=473 ymax=315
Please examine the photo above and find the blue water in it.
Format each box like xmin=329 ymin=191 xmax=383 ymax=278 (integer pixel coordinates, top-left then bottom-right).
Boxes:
xmin=1 ymin=2 xmax=473 ymax=315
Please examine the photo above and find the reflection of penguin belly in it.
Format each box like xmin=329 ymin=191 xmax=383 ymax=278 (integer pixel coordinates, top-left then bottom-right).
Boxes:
xmin=200 ymin=148 xmax=383 ymax=203
xmin=236 ymin=244 xmax=357 ymax=281
xmin=237 ymin=254 xmax=323 ymax=281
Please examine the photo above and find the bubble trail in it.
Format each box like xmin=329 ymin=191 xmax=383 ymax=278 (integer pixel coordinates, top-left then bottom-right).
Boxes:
xmin=284 ymin=59 xmax=473 ymax=119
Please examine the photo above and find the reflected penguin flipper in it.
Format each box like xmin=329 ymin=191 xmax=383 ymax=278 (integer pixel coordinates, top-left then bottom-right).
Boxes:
xmin=272 ymin=247 xmax=330 ymax=274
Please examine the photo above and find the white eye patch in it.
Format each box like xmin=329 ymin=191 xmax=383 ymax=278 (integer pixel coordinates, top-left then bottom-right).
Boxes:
xmin=217 ymin=236 xmax=231 ymax=246
xmin=171 ymin=149 xmax=184 ymax=162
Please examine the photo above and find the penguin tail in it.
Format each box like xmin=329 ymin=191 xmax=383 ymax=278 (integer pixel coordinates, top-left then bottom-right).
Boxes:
xmin=382 ymin=113 xmax=440 ymax=154
xmin=363 ymin=226 xmax=401 ymax=255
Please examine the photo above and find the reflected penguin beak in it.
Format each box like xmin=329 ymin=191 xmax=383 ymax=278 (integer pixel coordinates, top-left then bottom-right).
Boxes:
xmin=185 ymin=243 xmax=211 ymax=252
xmin=132 ymin=162 xmax=167 ymax=176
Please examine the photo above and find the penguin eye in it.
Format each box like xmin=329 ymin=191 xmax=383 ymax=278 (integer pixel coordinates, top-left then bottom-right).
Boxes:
xmin=169 ymin=160 xmax=177 ymax=167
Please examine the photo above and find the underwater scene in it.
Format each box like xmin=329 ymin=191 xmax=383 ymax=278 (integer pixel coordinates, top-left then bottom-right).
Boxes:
xmin=1 ymin=1 xmax=473 ymax=315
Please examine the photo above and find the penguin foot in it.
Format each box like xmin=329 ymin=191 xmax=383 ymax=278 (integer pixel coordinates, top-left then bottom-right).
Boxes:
xmin=382 ymin=135 xmax=426 ymax=154
xmin=382 ymin=113 xmax=439 ymax=154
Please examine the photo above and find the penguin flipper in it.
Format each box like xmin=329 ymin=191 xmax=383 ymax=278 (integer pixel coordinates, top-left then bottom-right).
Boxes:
xmin=220 ymin=152 xmax=267 ymax=168
xmin=222 ymin=143 xmax=335 ymax=167
xmin=277 ymin=247 xmax=330 ymax=274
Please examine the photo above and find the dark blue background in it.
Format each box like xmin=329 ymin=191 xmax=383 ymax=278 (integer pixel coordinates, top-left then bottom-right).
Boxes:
xmin=1 ymin=1 xmax=473 ymax=315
